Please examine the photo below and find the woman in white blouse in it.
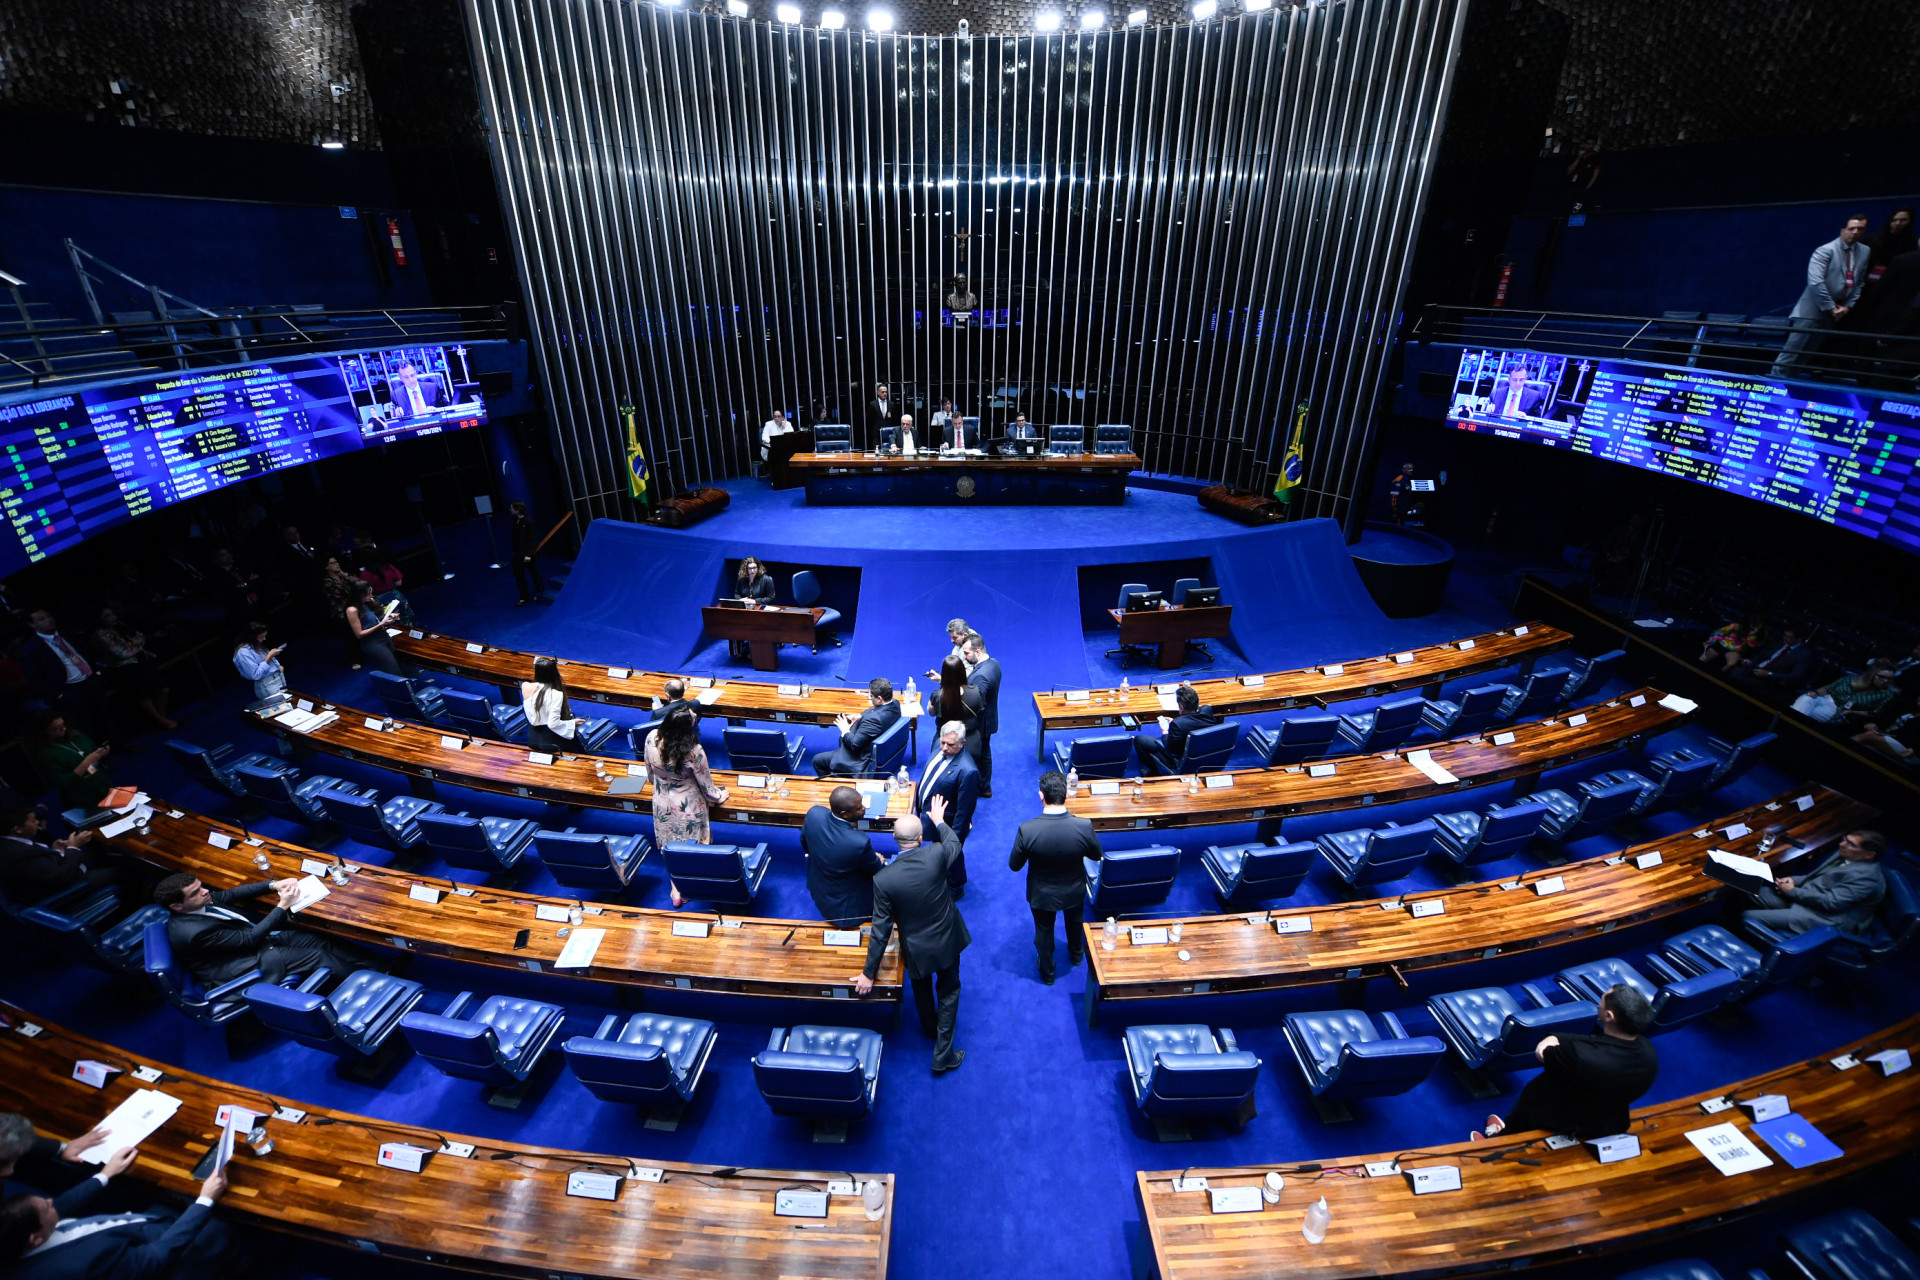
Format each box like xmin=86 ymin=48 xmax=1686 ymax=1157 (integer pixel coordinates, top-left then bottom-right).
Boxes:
xmin=521 ymin=656 xmax=584 ymax=752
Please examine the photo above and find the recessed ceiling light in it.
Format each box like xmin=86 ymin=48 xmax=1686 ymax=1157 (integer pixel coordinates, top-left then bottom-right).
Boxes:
xmin=866 ymin=6 xmax=894 ymax=30
xmin=1035 ymin=10 xmax=1062 ymax=30
xmin=1080 ymin=9 xmax=1106 ymax=28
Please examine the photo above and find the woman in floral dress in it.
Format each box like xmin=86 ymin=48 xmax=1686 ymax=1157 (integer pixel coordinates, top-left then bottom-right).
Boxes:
xmin=644 ymin=702 xmax=729 ymax=908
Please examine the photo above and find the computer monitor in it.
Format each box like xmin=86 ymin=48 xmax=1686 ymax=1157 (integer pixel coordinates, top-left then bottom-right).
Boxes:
xmin=1124 ymin=590 xmax=1163 ymax=612
xmin=715 ymin=597 xmax=746 ymax=609
xmin=1184 ymin=586 xmax=1221 ymax=608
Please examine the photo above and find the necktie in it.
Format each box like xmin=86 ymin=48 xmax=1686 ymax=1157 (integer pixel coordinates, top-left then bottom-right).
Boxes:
xmin=52 ymin=635 xmax=92 ymax=681
xmin=920 ymin=753 xmax=948 ymax=802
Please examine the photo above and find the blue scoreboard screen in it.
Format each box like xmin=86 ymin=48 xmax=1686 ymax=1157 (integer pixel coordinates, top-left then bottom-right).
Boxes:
xmin=0 ymin=344 xmax=484 ymax=577
xmin=1444 ymin=347 xmax=1920 ymax=555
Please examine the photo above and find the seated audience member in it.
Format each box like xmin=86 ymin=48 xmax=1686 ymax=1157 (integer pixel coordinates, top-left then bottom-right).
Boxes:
xmin=1741 ymin=829 xmax=1887 ymax=936
xmin=1728 ymin=625 xmax=1812 ymax=692
xmin=208 ymin=547 xmax=263 ymax=625
xmin=1870 ymin=640 xmax=1920 ymax=681
xmin=657 ymin=678 xmax=688 ymax=712
xmin=1134 ymin=683 xmax=1222 ymax=776
xmin=20 ymin=611 xmax=108 ymax=734
xmin=1853 ymin=694 xmax=1919 ymax=764
xmin=1008 ymin=770 xmax=1103 ymax=985
xmin=0 ymin=1114 xmax=110 ymax=1194
xmin=1477 ymin=984 xmax=1657 ymax=1142
xmin=1699 ymin=615 xmax=1761 ymax=671
xmin=91 ymin=608 xmax=173 ymax=730
xmin=0 ymin=805 xmax=138 ymax=906
xmin=31 ymin=713 xmax=112 ymax=812
xmin=812 ymin=678 xmax=902 ymax=777
xmin=802 ymin=785 xmax=884 ymax=927
xmin=1792 ymin=667 xmax=1899 ymax=725
xmin=154 ymin=872 xmax=362 ymax=986
xmin=0 ymin=1149 xmax=237 ymax=1280
xmin=356 ymin=546 xmax=414 ymax=627
xmin=759 ymin=409 xmax=794 ymax=462
xmin=522 ymin=656 xmax=587 ymax=752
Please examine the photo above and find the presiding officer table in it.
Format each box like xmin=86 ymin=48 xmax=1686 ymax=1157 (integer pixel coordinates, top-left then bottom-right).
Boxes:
xmin=699 ymin=604 xmax=825 ymax=672
xmin=1111 ymin=602 xmax=1235 ymax=670
xmin=0 ymin=1006 xmax=895 ymax=1280
xmin=785 ymin=449 xmax=1138 ymax=505
xmin=1137 ymin=1014 xmax=1920 ymax=1280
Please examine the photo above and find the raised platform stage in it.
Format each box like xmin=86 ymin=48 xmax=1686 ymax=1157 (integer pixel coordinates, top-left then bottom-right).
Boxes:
xmin=785 ymin=450 xmax=1137 ymax=505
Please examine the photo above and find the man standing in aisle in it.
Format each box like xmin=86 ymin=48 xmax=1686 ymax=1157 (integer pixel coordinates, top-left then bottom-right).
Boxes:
xmin=962 ymin=632 xmax=1001 ymax=797
xmin=508 ymin=501 xmax=544 ymax=607
xmin=1774 ymin=214 xmax=1871 ymax=375
xmin=1008 ymin=771 xmax=1103 ymax=984
xmin=914 ymin=721 xmax=980 ymax=897
xmin=855 ymin=796 xmax=970 ymax=1074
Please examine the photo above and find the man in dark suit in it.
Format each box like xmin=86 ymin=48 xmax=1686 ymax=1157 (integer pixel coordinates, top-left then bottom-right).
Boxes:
xmin=868 ymin=383 xmax=898 ymax=452
xmin=913 ymin=721 xmax=981 ymax=895
xmin=383 ymin=361 xmax=448 ymax=420
xmin=1134 ymin=684 xmax=1222 ymax=776
xmin=1729 ymin=627 xmax=1813 ymax=693
xmin=1741 ymin=829 xmax=1887 ymax=936
xmin=943 ymin=414 xmax=979 ymax=450
xmin=855 ymin=796 xmax=969 ymax=1074
xmin=1487 ymin=367 xmax=1549 ymax=419
xmin=802 ymin=787 xmax=884 ymax=928
xmin=20 ymin=611 xmax=109 ymax=734
xmin=0 ymin=1115 xmax=109 ymax=1198
xmin=961 ymin=633 xmax=1002 ymax=797
xmin=508 ymin=502 xmax=545 ymax=607
xmin=0 ymin=1148 xmax=237 ymax=1280
xmin=154 ymin=873 xmax=359 ymax=986
xmin=0 ymin=806 xmax=138 ymax=906
xmin=1008 ymin=771 xmax=1103 ymax=984
xmin=811 ymin=678 xmax=902 ymax=777
xmin=1478 ymin=984 xmax=1657 ymax=1142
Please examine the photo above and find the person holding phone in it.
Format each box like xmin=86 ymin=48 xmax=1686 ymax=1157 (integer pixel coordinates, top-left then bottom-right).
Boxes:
xmin=343 ymin=581 xmax=401 ymax=676
xmin=231 ymin=623 xmax=287 ymax=702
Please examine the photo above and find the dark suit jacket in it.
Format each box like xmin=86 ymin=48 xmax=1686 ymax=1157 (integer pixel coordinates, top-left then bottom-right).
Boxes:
xmin=1512 ymin=1031 xmax=1658 ymax=1141
xmin=386 ymin=379 xmax=447 ymax=418
xmin=0 ymin=834 xmax=89 ymax=905
xmin=165 ymin=881 xmax=286 ymax=985
xmin=943 ymin=418 xmax=979 ymax=450
xmin=824 ymin=700 xmax=901 ymax=775
xmin=510 ymin=517 xmax=539 ymax=559
xmin=13 ymin=1176 xmax=216 ymax=1280
xmin=868 ymin=398 xmax=898 ymax=446
xmin=1752 ymin=642 xmax=1812 ymax=683
xmin=802 ymin=806 xmax=881 ymax=925
xmin=914 ymin=746 xmax=981 ymax=843
xmin=734 ymin=574 xmax=776 ymax=605
xmin=1009 ymin=810 xmax=1103 ymax=910
xmin=1162 ymin=707 xmax=1222 ymax=761
xmin=967 ymin=657 xmax=1003 ymax=736
xmin=21 ymin=633 xmax=91 ymax=702
xmin=863 ymin=823 xmax=970 ymax=979
xmin=1491 ymin=381 xmax=1549 ymax=418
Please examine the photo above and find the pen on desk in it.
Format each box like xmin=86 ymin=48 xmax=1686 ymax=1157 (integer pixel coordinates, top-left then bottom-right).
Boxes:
xmin=781 ymin=928 xmax=796 ymax=946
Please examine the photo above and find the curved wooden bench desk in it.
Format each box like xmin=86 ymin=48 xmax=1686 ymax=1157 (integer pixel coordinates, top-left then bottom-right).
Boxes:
xmin=1137 ymin=1014 xmax=1919 ymax=1280
xmin=106 ymin=803 xmax=905 ymax=1003
xmin=1031 ymin=623 xmax=1573 ymax=758
xmin=1081 ymin=786 xmax=1872 ymax=1020
xmin=244 ymin=693 xmax=915 ymax=832
xmin=0 ymin=1005 xmax=894 ymax=1279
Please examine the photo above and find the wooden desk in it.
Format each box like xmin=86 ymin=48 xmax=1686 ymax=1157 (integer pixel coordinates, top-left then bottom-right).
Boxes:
xmin=108 ymin=803 xmax=905 ymax=1001
xmin=1138 ymin=1014 xmax=1920 ymax=1280
xmin=699 ymin=605 xmax=826 ymax=672
xmin=1082 ymin=786 xmax=1870 ymax=1018
xmin=1030 ymin=623 xmax=1572 ymax=759
xmin=1110 ymin=604 xmax=1236 ymax=670
xmin=785 ymin=450 xmax=1138 ymax=506
xmin=0 ymin=1007 xmax=894 ymax=1280
xmin=390 ymin=630 xmax=923 ymax=764
xmin=1034 ymin=686 xmax=1686 ymax=835
xmin=245 ymin=693 xmax=916 ymax=831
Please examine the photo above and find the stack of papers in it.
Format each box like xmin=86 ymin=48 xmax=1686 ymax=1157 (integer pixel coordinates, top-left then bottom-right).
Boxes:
xmin=1707 ymin=849 xmax=1774 ymax=884
xmin=695 ymin=688 xmax=725 ymax=706
xmin=555 ymin=927 xmax=606 ymax=969
xmin=81 ymin=1090 xmax=182 ymax=1161
xmin=283 ymin=875 xmax=332 ymax=914
xmin=1658 ymin=694 xmax=1699 ymax=714
xmin=273 ymin=707 xmax=339 ymax=734
xmin=1405 ymin=750 xmax=1460 ymax=785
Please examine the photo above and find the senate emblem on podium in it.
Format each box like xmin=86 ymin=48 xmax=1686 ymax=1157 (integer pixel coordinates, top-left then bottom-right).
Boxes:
xmin=954 ymin=475 xmax=977 ymax=499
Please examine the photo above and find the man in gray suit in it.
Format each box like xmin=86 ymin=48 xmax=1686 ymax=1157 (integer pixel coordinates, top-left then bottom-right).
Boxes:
xmin=1773 ymin=214 xmax=1872 ymax=375
xmin=1742 ymin=829 xmax=1887 ymax=935
xmin=854 ymin=796 xmax=970 ymax=1074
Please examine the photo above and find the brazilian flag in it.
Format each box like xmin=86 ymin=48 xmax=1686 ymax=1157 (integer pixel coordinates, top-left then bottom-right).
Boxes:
xmin=1273 ymin=401 xmax=1308 ymax=503
xmin=622 ymin=402 xmax=650 ymax=506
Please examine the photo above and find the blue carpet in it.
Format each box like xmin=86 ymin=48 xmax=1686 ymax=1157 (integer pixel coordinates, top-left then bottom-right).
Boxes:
xmin=8 ymin=487 xmax=1916 ymax=1280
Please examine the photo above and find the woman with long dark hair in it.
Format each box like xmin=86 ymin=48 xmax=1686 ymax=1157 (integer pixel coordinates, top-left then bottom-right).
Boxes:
xmin=521 ymin=656 xmax=584 ymax=752
xmin=644 ymin=701 xmax=729 ymax=908
xmin=932 ymin=654 xmax=984 ymax=766
xmin=344 ymin=580 xmax=402 ymax=676
xmin=233 ymin=622 xmax=287 ymax=703
xmin=735 ymin=556 xmax=775 ymax=606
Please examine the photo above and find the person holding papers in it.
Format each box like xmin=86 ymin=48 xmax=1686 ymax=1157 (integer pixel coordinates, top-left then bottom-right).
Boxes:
xmin=0 ymin=1147 xmax=238 ymax=1280
xmin=0 ymin=1114 xmax=110 ymax=1195
xmin=153 ymin=873 xmax=361 ymax=986
xmin=1133 ymin=684 xmax=1221 ymax=776
xmin=342 ymin=582 xmax=401 ymax=677
xmin=1475 ymin=984 xmax=1658 ymax=1142
xmin=1741 ymin=830 xmax=1887 ymax=936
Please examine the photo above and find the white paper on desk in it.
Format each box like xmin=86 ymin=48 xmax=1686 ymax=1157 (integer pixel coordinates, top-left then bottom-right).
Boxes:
xmin=1685 ymin=1122 xmax=1774 ymax=1176
xmin=1634 ymin=618 xmax=1669 ymax=629
xmin=696 ymin=688 xmax=724 ymax=706
xmin=81 ymin=1089 xmax=182 ymax=1163
xmin=1157 ymin=693 xmax=1180 ymax=712
xmin=111 ymin=791 xmax=151 ymax=815
xmin=274 ymin=708 xmax=317 ymax=731
xmin=1658 ymin=694 xmax=1698 ymax=714
xmin=554 ymin=927 xmax=605 ymax=969
xmin=1405 ymin=750 xmax=1460 ymax=785
xmin=100 ymin=810 xmax=151 ymax=839
xmin=1709 ymin=849 xmax=1774 ymax=884
xmin=283 ymin=875 xmax=331 ymax=914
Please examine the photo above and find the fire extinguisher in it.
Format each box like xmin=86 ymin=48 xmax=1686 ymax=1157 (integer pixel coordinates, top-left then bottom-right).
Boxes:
xmin=1492 ymin=258 xmax=1513 ymax=308
xmin=385 ymin=217 xmax=408 ymax=267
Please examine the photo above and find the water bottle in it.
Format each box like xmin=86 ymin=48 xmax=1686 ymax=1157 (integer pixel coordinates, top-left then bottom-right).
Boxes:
xmin=907 ymin=676 xmax=917 ymax=696
xmin=1067 ymin=766 xmax=1079 ymax=796
xmin=897 ymin=764 xmax=910 ymax=793
xmin=1302 ymin=1196 xmax=1330 ymax=1244
xmin=1120 ymin=675 xmax=1130 ymax=695
xmin=1101 ymin=916 xmax=1118 ymax=952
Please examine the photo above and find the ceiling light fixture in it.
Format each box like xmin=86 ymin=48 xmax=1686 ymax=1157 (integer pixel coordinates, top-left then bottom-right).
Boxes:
xmin=1079 ymin=9 xmax=1106 ymax=28
xmin=866 ymin=6 xmax=894 ymax=30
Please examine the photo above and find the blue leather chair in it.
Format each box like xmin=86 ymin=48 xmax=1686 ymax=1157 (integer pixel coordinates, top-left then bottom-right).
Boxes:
xmin=1553 ymin=955 xmax=1739 ymax=1032
xmin=1048 ymin=424 xmax=1086 ymax=454
xmin=1429 ymin=800 xmax=1549 ymax=869
xmin=866 ymin=717 xmax=910 ymax=779
xmin=143 ymin=920 xmax=301 ymax=1028
xmin=1201 ymin=840 xmax=1315 ymax=905
xmin=1425 ymin=984 xmax=1598 ymax=1072
xmin=753 ymin=1025 xmax=883 ymax=1130
xmin=317 ymin=789 xmax=445 ymax=854
xmin=1094 ymin=423 xmax=1132 ymax=454
xmin=724 ymin=726 xmax=808 ymax=774
xmin=1085 ymin=845 xmax=1180 ymax=913
xmin=1660 ymin=922 xmax=1838 ymax=1002
xmin=1106 ymin=582 xmax=1154 ymax=666
xmin=1649 ymin=731 xmax=1776 ymax=793
xmin=235 ymin=763 xmax=362 ymax=824
xmin=1528 ymin=779 xmax=1643 ymax=842
xmin=1550 ymin=648 xmax=1624 ymax=704
xmin=400 ymin=991 xmax=565 ymax=1101
xmin=1281 ymin=1009 xmax=1448 ymax=1121
xmin=1782 ymin=1209 xmax=1920 ymax=1280
xmin=532 ymin=828 xmax=653 ymax=893
xmin=1416 ymin=685 xmax=1508 ymax=740
xmin=1248 ymin=714 xmax=1341 ymax=766
xmin=1316 ymin=820 xmax=1438 ymax=888
xmin=1490 ymin=672 xmax=1563 ymax=722
xmin=662 ymin=841 xmax=771 ymax=907
xmin=439 ymin=688 xmax=529 ymax=741
xmin=628 ymin=718 xmax=666 ymax=757
xmin=567 ymin=716 xmax=621 ymax=753
xmin=1613 ymin=1262 xmax=1728 ymax=1280
xmin=812 ymin=424 xmax=853 ymax=453
xmin=1120 ymin=1025 xmax=1261 ymax=1134
xmin=166 ymin=738 xmax=292 ymax=799
xmin=242 ymin=968 xmax=426 ymax=1057
xmin=791 ymin=570 xmax=842 ymax=649
xmin=1 ymin=877 xmax=159 ymax=976
xmin=1052 ymin=733 xmax=1136 ymax=780
xmin=1170 ymin=577 xmax=1201 ymax=605
xmin=1160 ymin=722 xmax=1240 ymax=774
xmin=564 ymin=1012 xmax=718 ymax=1117
xmin=90 ymin=905 xmax=170 ymax=976
xmin=1748 ymin=865 xmax=1918 ymax=973
xmin=415 ymin=811 xmax=538 ymax=875
xmin=370 ymin=670 xmax=449 ymax=723
xmin=1332 ymin=696 xmax=1428 ymax=754
xmin=1583 ymin=755 xmax=1716 ymax=817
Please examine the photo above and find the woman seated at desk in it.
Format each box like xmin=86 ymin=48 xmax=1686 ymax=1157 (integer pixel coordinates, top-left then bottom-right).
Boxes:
xmin=735 ymin=556 xmax=776 ymax=607
xmin=522 ymin=656 xmax=588 ymax=752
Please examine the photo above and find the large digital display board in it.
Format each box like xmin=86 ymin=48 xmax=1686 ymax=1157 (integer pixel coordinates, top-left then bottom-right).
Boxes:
xmin=0 ymin=344 xmax=483 ymax=577
xmin=1444 ymin=348 xmax=1920 ymax=555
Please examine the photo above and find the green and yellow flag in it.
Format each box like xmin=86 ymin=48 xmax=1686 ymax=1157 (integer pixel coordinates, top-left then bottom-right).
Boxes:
xmin=622 ymin=402 xmax=650 ymax=506
xmin=1273 ymin=401 xmax=1308 ymax=503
